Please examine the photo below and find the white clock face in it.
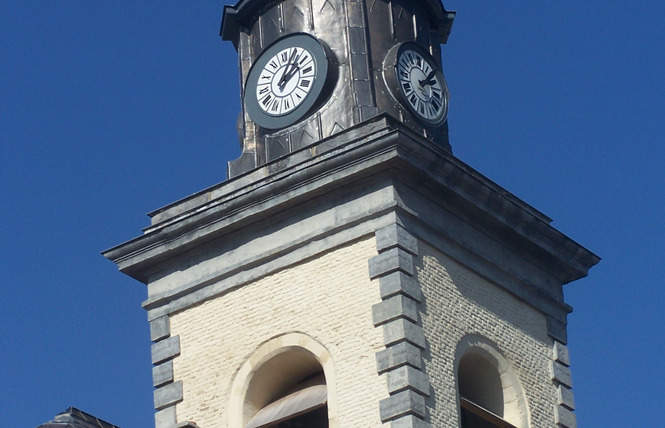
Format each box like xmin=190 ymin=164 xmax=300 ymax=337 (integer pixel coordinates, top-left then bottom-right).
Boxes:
xmin=256 ymin=46 xmax=316 ymax=116
xmin=396 ymin=49 xmax=448 ymax=125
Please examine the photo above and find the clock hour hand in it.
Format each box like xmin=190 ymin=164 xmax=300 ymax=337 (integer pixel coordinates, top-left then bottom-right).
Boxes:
xmin=419 ymin=70 xmax=437 ymax=87
xmin=278 ymin=49 xmax=300 ymax=89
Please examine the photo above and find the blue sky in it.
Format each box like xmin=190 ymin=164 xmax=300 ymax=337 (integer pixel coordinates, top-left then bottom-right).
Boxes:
xmin=2 ymin=1 xmax=664 ymax=427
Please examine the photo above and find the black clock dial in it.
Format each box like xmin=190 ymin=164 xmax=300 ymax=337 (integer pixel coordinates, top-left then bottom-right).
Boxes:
xmin=244 ymin=33 xmax=335 ymax=130
xmin=384 ymin=42 xmax=449 ymax=127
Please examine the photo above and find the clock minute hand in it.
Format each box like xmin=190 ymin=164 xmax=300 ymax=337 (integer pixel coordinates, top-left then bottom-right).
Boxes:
xmin=419 ymin=70 xmax=437 ymax=87
xmin=278 ymin=49 xmax=299 ymax=88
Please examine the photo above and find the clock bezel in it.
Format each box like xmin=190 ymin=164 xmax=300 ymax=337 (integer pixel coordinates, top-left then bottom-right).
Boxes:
xmin=244 ymin=33 xmax=335 ymax=130
xmin=384 ymin=41 xmax=449 ymax=128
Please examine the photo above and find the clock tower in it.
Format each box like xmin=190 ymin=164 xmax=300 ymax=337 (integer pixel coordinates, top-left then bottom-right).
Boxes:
xmin=104 ymin=1 xmax=598 ymax=428
xmin=221 ymin=0 xmax=454 ymax=177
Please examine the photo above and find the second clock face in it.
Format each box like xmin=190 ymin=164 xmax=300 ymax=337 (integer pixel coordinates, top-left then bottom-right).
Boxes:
xmin=245 ymin=33 xmax=333 ymax=130
xmin=385 ymin=42 xmax=449 ymax=127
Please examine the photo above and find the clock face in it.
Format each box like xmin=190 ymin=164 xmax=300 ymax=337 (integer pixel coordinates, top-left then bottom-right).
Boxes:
xmin=386 ymin=42 xmax=449 ymax=127
xmin=256 ymin=46 xmax=316 ymax=116
xmin=245 ymin=34 xmax=334 ymax=130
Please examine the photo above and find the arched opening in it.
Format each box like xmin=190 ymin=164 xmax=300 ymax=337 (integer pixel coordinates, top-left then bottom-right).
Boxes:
xmin=244 ymin=348 xmax=328 ymax=428
xmin=456 ymin=336 xmax=529 ymax=428
xmin=229 ymin=333 xmax=337 ymax=428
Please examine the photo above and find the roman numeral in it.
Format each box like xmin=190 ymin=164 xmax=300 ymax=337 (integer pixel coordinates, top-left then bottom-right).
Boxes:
xmin=300 ymin=79 xmax=311 ymax=88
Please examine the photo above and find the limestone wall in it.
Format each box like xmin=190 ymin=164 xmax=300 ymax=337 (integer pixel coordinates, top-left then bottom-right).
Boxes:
xmin=417 ymin=241 xmax=557 ymax=427
xmin=169 ymin=237 xmax=386 ymax=427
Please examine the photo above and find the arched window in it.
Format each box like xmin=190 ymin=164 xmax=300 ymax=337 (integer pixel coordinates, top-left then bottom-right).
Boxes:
xmin=244 ymin=349 xmax=328 ymax=428
xmin=229 ymin=333 xmax=337 ymax=428
xmin=456 ymin=336 xmax=529 ymax=428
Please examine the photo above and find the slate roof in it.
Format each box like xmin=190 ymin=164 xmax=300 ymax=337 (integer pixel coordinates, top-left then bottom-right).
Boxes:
xmin=36 ymin=407 xmax=120 ymax=428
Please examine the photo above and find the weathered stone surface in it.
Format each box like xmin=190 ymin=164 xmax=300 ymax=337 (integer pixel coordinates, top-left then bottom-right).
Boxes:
xmin=558 ymin=385 xmax=575 ymax=410
xmin=383 ymin=319 xmax=426 ymax=349
xmin=555 ymin=404 xmax=577 ymax=428
xmin=154 ymin=406 xmax=176 ymax=428
xmin=386 ymin=365 xmax=430 ymax=396
xmin=554 ymin=341 xmax=571 ymax=366
xmin=379 ymin=389 xmax=426 ymax=421
xmin=551 ymin=361 xmax=573 ymax=388
xmin=150 ymin=316 xmax=170 ymax=342
xmin=152 ymin=360 xmax=174 ymax=388
xmin=379 ymin=272 xmax=422 ymax=302
xmin=390 ymin=415 xmax=430 ymax=428
xmin=372 ymin=294 xmax=419 ymax=326
xmin=151 ymin=335 xmax=180 ymax=365
xmin=369 ymin=247 xmax=415 ymax=279
xmin=376 ymin=341 xmax=423 ymax=373
xmin=154 ymin=380 xmax=183 ymax=410
xmin=376 ymin=223 xmax=419 ymax=255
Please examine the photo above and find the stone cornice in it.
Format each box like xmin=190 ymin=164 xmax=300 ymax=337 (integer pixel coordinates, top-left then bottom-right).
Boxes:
xmin=103 ymin=113 xmax=598 ymax=295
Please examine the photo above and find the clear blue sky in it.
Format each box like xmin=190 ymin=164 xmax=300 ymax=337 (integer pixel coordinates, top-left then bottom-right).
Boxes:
xmin=2 ymin=1 xmax=663 ymax=427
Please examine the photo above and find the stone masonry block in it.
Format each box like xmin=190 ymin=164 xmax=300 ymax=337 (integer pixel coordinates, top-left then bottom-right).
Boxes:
xmin=547 ymin=315 xmax=568 ymax=344
xmin=555 ymin=404 xmax=577 ymax=428
xmin=376 ymin=224 xmax=419 ymax=255
xmin=154 ymin=406 xmax=176 ymax=428
xmin=558 ymin=385 xmax=575 ymax=410
xmin=379 ymin=389 xmax=426 ymax=422
xmin=551 ymin=361 xmax=573 ymax=388
xmin=554 ymin=341 xmax=571 ymax=367
xmin=376 ymin=342 xmax=423 ymax=373
xmin=151 ymin=335 xmax=180 ymax=365
xmin=387 ymin=365 xmax=430 ymax=396
xmin=153 ymin=360 xmax=174 ymax=388
xmin=383 ymin=319 xmax=426 ymax=349
xmin=373 ymin=295 xmax=419 ymax=326
xmin=390 ymin=415 xmax=430 ymax=428
xmin=150 ymin=315 xmax=170 ymax=342
xmin=154 ymin=380 xmax=183 ymax=410
xmin=379 ymin=272 xmax=422 ymax=302
xmin=369 ymin=247 xmax=414 ymax=279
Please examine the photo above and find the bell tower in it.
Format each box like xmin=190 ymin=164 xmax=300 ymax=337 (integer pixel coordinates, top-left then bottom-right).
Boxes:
xmin=104 ymin=1 xmax=598 ymax=428
xmin=221 ymin=0 xmax=454 ymax=177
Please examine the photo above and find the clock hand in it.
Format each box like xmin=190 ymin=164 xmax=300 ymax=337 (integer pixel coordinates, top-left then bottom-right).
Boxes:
xmin=278 ymin=49 xmax=299 ymax=88
xmin=419 ymin=70 xmax=437 ymax=87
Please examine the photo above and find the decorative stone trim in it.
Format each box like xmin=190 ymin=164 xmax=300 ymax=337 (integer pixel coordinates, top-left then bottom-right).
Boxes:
xmin=550 ymin=360 xmax=573 ymax=388
xmin=153 ymin=361 xmax=174 ymax=388
xmin=150 ymin=315 xmax=171 ymax=342
xmin=149 ymin=316 xmax=183 ymax=428
xmin=154 ymin=380 xmax=183 ymax=410
xmin=151 ymin=335 xmax=181 ymax=365
xmin=555 ymin=405 xmax=577 ymax=428
xmin=551 ymin=340 xmax=576 ymax=428
xmin=370 ymin=224 xmax=430 ymax=426
xmin=557 ymin=385 xmax=575 ymax=410
xmin=379 ymin=389 xmax=426 ymax=421
xmin=554 ymin=341 xmax=571 ymax=366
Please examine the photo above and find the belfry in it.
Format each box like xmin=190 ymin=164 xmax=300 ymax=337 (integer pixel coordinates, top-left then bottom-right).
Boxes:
xmin=104 ymin=1 xmax=599 ymax=427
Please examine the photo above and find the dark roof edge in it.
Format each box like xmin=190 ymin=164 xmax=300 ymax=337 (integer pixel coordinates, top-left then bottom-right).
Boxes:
xmin=221 ymin=0 xmax=455 ymax=47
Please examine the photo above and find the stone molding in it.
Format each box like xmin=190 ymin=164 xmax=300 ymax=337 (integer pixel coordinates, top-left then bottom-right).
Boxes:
xmin=370 ymin=224 xmax=431 ymax=426
xmin=149 ymin=315 xmax=183 ymax=428
xmin=551 ymin=340 xmax=577 ymax=428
